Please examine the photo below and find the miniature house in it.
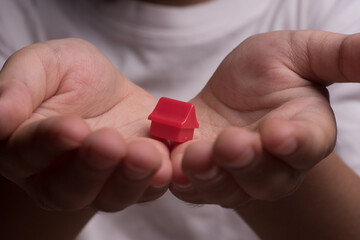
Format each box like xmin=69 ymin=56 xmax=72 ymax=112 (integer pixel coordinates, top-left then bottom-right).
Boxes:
xmin=148 ymin=97 xmax=199 ymax=142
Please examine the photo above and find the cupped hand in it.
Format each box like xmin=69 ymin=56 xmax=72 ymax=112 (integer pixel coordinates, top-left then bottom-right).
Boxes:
xmin=0 ymin=39 xmax=171 ymax=212
xmin=171 ymin=30 xmax=358 ymax=208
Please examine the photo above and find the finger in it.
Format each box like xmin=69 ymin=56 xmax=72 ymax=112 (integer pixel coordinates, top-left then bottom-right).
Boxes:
xmin=212 ymin=31 xmax=360 ymax=89
xmin=214 ymin=127 xmax=303 ymax=201
xmin=0 ymin=115 xmax=90 ymax=180
xmin=170 ymin=140 xmax=194 ymax=186
xmin=170 ymin=183 xmax=203 ymax=205
xmin=25 ymin=128 xmax=126 ymax=211
xmin=145 ymin=138 xmax=172 ymax=188
xmin=0 ymin=82 xmax=33 ymax=139
xmin=137 ymin=138 xmax=173 ymax=202
xmin=0 ymin=42 xmax=65 ymax=139
xmin=178 ymin=141 xmax=250 ymax=208
xmin=285 ymin=31 xmax=360 ymax=84
xmin=93 ymin=139 xmax=165 ymax=212
xmin=260 ymin=117 xmax=335 ymax=170
xmin=137 ymin=186 xmax=169 ymax=203
xmin=170 ymin=141 xmax=202 ymax=203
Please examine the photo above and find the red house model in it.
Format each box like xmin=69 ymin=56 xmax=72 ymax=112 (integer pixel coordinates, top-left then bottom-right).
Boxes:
xmin=148 ymin=97 xmax=199 ymax=142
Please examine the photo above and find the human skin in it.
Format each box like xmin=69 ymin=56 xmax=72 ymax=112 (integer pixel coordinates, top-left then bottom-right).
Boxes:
xmin=171 ymin=30 xmax=339 ymax=203
xmin=1 ymin=29 xmax=360 ymax=239
xmin=0 ymin=39 xmax=172 ymax=211
xmin=137 ymin=2 xmax=359 ymax=239
xmin=238 ymin=152 xmax=360 ymax=240
xmin=169 ymin=30 xmax=360 ymax=239
xmin=0 ymin=39 xmax=173 ymax=239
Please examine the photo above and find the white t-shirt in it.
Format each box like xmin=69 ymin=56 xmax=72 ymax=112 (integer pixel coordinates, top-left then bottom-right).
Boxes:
xmin=1 ymin=0 xmax=360 ymax=239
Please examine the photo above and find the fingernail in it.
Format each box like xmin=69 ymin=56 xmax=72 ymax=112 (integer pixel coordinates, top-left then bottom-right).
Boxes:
xmin=193 ymin=165 xmax=219 ymax=181
xmin=276 ymin=138 xmax=298 ymax=156
xmin=124 ymin=164 xmax=153 ymax=180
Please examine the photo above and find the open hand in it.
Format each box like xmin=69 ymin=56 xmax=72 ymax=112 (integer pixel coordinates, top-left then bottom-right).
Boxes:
xmin=171 ymin=30 xmax=357 ymax=208
xmin=0 ymin=39 xmax=171 ymax=212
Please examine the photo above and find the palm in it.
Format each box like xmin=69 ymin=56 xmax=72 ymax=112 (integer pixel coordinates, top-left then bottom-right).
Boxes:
xmin=193 ymin=44 xmax=332 ymax=140
xmin=191 ymin=30 xmax=336 ymax=141
xmin=34 ymin=74 xmax=156 ymax=138
xmin=0 ymin=39 xmax=169 ymax=212
xmin=20 ymin=40 xmax=157 ymax=139
xmin=171 ymin=31 xmax=341 ymax=207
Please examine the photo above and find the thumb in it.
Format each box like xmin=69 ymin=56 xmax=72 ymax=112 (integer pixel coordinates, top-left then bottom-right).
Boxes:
xmin=0 ymin=43 xmax=51 ymax=139
xmin=282 ymin=30 xmax=360 ymax=85
xmin=0 ymin=38 xmax=115 ymax=139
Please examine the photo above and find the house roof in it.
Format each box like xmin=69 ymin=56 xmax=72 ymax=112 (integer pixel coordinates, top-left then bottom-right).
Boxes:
xmin=148 ymin=97 xmax=199 ymax=128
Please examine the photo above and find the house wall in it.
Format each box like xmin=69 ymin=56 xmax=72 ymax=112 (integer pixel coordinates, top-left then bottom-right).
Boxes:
xmin=150 ymin=122 xmax=194 ymax=142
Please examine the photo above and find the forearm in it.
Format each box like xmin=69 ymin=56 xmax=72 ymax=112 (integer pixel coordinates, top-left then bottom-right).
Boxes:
xmin=0 ymin=175 xmax=96 ymax=240
xmin=236 ymin=152 xmax=360 ymax=240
